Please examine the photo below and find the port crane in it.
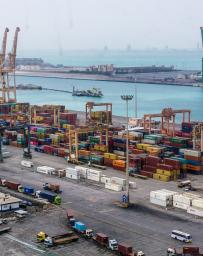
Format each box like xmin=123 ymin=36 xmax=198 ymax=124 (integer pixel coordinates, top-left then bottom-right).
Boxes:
xmin=0 ymin=28 xmax=9 ymax=103
xmin=0 ymin=27 xmax=20 ymax=104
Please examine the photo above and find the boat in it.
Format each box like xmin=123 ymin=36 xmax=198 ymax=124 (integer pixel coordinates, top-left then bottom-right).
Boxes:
xmin=72 ymin=86 xmax=103 ymax=97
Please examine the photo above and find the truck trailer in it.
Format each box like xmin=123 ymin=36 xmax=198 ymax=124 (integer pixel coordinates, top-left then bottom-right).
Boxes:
xmin=44 ymin=232 xmax=79 ymax=247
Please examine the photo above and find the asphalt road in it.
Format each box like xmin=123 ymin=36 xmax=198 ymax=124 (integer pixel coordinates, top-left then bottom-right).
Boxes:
xmin=0 ymin=146 xmax=203 ymax=256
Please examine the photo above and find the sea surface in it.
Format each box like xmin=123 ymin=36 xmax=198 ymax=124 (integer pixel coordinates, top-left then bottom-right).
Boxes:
xmin=16 ymin=49 xmax=203 ymax=120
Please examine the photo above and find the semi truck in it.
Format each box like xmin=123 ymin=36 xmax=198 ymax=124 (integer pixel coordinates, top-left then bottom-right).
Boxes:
xmin=37 ymin=231 xmax=78 ymax=246
xmin=44 ymin=232 xmax=79 ymax=247
xmin=43 ymin=183 xmax=61 ymax=193
xmin=167 ymin=247 xmax=203 ymax=256
xmin=118 ymin=243 xmax=145 ymax=256
xmin=35 ymin=190 xmax=61 ymax=205
xmin=93 ymin=233 xmax=118 ymax=251
xmin=72 ymin=221 xmax=93 ymax=238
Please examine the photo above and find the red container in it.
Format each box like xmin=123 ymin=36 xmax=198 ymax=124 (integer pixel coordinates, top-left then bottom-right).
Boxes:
xmin=183 ymin=247 xmax=199 ymax=254
xmin=157 ymin=163 xmax=173 ymax=171
xmin=146 ymin=156 xmax=161 ymax=167
xmin=140 ymin=170 xmax=153 ymax=178
xmin=94 ymin=233 xmax=108 ymax=246
xmin=5 ymin=181 xmax=21 ymax=191
xmin=118 ymin=243 xmax=133 ymax=256
xmin=185 ymin=155 xmax=201 ymax=162
xmin=143 ymin=165 xmax=157 ymax=173
xmin=104 ymin=158 xmax=113 ymax=167
xmin=164 ymin=158 xmax=180 ymax=170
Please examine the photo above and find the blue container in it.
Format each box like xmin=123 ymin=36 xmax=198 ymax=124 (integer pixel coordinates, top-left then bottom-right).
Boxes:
xmin=23 ymin=186 xmax=34 ymax=195
xmin=74 ymin=222 xmax=87 ymax=232
xmin=39 ymin=191 xmax=57 ymax=203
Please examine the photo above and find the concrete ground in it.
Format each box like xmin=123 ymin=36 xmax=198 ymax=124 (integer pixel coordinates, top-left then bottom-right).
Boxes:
xmin=0 ymin=146 xmax=203 ymax=256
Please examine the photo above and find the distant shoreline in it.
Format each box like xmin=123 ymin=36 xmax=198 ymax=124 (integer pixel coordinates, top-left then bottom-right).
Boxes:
xmin=16 ymin=71 xmax=201 ymax=87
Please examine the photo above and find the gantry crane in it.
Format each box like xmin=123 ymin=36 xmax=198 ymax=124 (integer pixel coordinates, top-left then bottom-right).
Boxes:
xmin=0 ymin=28 xmax=9 ymax=103
xmin=68 ymin=125 xmax=109 ymax=163
xmin=0 ymin=27 xmax=20 ymax=104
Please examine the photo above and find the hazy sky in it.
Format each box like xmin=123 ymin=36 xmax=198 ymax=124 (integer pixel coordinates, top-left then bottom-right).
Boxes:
xmin=1 ymin=0 xmax=203 ymax=51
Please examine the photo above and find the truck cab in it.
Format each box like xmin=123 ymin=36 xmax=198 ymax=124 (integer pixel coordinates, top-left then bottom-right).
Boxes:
xmin=108 ymin=239 xmax=118 ymax=250
xmin=37 ymin=231 xmax=47 ymax=242
xmin=44 ymin=236 xmax=53 ymax=246
xmin=85 ymin=229 xmax=93 ymax=238
xmin=167 ymin=248 xmax=176 ymax=256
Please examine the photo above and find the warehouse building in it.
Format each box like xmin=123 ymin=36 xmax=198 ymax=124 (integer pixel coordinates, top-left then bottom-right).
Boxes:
xmin=0 ymin=193 xmax=22 ymax=212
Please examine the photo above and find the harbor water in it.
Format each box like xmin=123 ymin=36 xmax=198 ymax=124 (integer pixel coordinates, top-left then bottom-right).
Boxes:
xmin=16 ymin=49 xmax=203 ymax=120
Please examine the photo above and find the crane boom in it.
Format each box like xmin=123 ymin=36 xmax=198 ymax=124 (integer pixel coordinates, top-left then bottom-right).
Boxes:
xmin=0 ymin=28 xmax=9 ymax=67
xmin=8 ymin=27 xmax=20 ymax=71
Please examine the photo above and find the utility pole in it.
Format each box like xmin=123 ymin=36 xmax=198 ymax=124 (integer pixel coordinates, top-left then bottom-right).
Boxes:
xmin=121 ymin=95 xmax=133 ymax=206
xmin=0 ymin=134 xmax=3 ymax=162
xmin=134 ymin=84 xmax=137 ymax=118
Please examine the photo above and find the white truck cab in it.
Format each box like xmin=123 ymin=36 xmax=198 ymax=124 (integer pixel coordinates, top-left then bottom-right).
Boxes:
xmin=108 ymin=239 xmax=118 ymax=250
xmin=137 ymin=251 xmax=145 ymax=256
xmin=85 ymin=229 xmax=93 ymax=238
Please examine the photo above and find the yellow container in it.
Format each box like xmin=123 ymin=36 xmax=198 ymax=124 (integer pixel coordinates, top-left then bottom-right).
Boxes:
xmin=109 ymin=154 xmax=117 ymax=160
xmin=153 ymin=173 xmax=160 ymax=180
xmin=159 ymin=175 xmax=170 ymax=182
xmin=156 ymin=169 xmax=164 ymax=175
xmin=163 ymin=170 xmax=173 ymax=177
xmin=104 ymin=153 xmax=110 ymax=159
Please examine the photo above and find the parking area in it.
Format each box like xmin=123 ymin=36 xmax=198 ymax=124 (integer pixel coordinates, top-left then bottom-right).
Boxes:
xmin=0 ymin=146 xmax=203 ymax=255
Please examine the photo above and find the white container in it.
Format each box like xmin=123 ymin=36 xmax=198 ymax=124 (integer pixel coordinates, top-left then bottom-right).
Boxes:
xmin=173 ymin=201 xmax=189 ymax=210
xmin=129 ymin=181 xmax=136 ymax=189
xmin=150 ymin=197 xmax=171 ymax=207
xmin=101 ymin=175 xmax=111 ymax=184
xmin=66 ymin=173 xmax=79 ymax=180
xmin=150 ymin=190 xmax=175 ymax=202
xmin=66 ymin=167 xmax=80 ymax=176
xmin=36 ymin=166 xmax=55 ymax=175
xmin=173 ymin=194 xmax=194 ymax=206
xmin=142 ymin=139 xmax=156 ymax=145
xmin=75 ymin=166 xmax=87 ymax=178
xmin=105 ymin=183 xmax=122 ymax=192
xmin=111 ymin=177 xmax=126 ymax=187
xmin=113 ymin=150 xmax=125 ymax=156
xmin=21 ymin=160 xmax=33 ymax=168
xmin=184 ymin=149 xmax=201 ymax=157
xmin=87 ymin=169 xmax=102 ymax=182
xmin=187 ymin=206 xmax=203 ymax=217
xmin=192 ymin=198 xmax=203 ymax=209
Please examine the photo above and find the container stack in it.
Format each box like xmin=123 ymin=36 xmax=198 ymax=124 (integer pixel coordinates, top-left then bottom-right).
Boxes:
xmin=181 ymin=122 xmax=193 ymax=137
xmin=143 ymin=134 xmax=163 ymax=145
xmin=112 ymin=138 xmax=126 ymax=157
xmin=154 ymin=164 xmax=176 ymax=182
xmin=184 ymin=149 xmax=202 ymax=174
xmin=112 ymin=160 xmax=126 ymax=171
xmin=104 ymin=153 xmax=117 ymax=167
xmin=90 ymin=154 xmax=104 ymax=165
xmin=78 ymin=150 xmax=90 ymax=163
xmin=140 ymin=156 xmax=160 ymax=178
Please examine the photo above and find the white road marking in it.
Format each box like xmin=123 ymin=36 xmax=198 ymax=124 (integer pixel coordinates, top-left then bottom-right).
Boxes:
xmin=5 ymin=234 xmax=45 ymax=254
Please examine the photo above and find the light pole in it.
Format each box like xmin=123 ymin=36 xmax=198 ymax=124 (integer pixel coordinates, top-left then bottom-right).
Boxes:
xmin=121 ymin=95 xmax=133 ymax=206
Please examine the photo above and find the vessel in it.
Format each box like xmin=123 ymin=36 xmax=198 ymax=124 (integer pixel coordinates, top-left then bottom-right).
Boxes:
xmin=72 ymin=86 xmax=103 ymax=97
